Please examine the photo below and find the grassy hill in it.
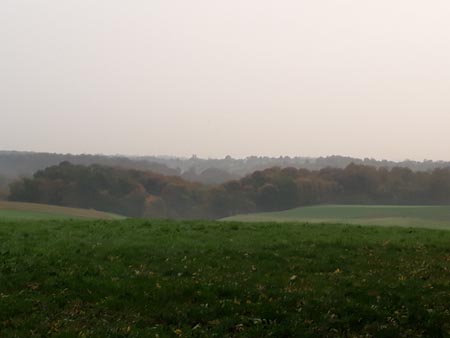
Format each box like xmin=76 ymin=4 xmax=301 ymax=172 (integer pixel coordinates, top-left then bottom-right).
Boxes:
xmin=1 ymin=219 xmax=450 ymax=337
xmin=0 ymin=201 xmax=124 ymax=220
xmin=222 ymin=205 xmax=450 ymax=229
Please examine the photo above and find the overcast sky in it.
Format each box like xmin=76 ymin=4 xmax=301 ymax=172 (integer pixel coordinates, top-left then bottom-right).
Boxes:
xmin=2 ymin=1 xmax=450 ymax=160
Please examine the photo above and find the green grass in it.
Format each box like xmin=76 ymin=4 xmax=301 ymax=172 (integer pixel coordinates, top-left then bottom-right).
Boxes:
xmin=223 ymin=205 xmax=450 ymax=229
xmin=0 ymin=201 xmax=124 ymax=220
xmin=2 ymin=219 xmax=450 ymax=337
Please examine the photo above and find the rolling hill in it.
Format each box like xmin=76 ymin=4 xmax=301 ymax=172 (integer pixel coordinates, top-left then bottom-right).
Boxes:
xmin=0 ymin=201 xmax=124 ymax=220
xmin=222 ymin=204 xmax=450 ymax=229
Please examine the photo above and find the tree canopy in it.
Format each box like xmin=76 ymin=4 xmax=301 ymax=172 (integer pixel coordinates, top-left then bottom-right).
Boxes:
xmin=8 ymin=162 xmax=450 ymax=219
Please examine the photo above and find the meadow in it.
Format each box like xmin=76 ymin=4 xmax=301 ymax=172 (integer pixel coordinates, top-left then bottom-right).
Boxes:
xmin=0 ymin=201 xmax=124 ymax=220
xmin=1 ymin=218 xmax=450 ymax=337
xmin=223 ymin=205 xmax=450 ymax=229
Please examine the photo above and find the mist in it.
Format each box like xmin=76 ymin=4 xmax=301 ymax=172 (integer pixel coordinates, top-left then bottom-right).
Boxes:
xmin=2 ymin=0 xmax=450 ymax=160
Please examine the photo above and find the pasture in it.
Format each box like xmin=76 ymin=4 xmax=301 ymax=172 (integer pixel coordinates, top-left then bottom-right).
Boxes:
xmin=1 ymin=219 xmax=450 ymax=337
xmin=0 ymin=201 xmax=124 ymax=220
xmin=223 ymin=205 xmax=450 ymax=229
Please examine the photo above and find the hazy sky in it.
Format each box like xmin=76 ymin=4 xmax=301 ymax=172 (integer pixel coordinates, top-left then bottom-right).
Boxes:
xmin=2 ymin=1 xmax=450 ymax=160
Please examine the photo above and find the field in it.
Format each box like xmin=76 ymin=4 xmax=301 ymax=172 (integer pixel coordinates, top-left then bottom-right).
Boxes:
xmin=0 ymin=201 xmax=124 ymax=220
xmin=223 ymin=205 xmax=450 ymax=229
xmin=2 ymin=219 xmax=450 ymax=337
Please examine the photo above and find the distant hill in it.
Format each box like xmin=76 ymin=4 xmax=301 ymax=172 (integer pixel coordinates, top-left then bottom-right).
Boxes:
xmin=2 ymin=151 xmax=450 ymax=189
xmin=139 ymin=154 xmax=450 ymax=176
xmin=0 ymin=201 xmax=124 ymax=220
xmin=0 ymin=151 xmax=180 ymax=179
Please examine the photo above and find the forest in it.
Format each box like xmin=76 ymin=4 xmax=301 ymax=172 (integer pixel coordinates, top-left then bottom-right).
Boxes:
xmin=8 ymin=161 xmax=450 ymax=219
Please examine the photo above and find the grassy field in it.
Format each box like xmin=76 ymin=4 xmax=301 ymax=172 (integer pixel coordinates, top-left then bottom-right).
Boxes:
xmin=223 ymin=205 xmax=450 ymax=229
xmin=1 ymin=219 xmax=450 ymax=337
xmin=0 ymin=201 xmax=124 ymax=220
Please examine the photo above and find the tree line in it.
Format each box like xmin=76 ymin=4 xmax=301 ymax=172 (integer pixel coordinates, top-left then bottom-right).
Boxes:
xmin=8 ymin=162 xmax=450 ymax=219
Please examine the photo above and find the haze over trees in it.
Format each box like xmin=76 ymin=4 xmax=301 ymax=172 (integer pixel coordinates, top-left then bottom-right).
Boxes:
xmin=2 ymin=151 xmax=450 ymax=187
xmin=0 ymin=151 xmax=179 ymax=179
xmin=8 ymin=161 xmax=450 ymax=219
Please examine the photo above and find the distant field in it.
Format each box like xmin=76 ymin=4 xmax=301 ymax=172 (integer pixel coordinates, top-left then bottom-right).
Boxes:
xmin=0 ymin=201 xmax=124 ymax=220
xmin=223 ymin=205 xmax=450 ymax=229
xmin=2 ymin=219 xmax=450 ymax=337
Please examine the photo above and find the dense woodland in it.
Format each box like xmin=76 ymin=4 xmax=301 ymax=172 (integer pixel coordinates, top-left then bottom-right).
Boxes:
xmin=8 ymin=161 xmax=450 ymax=219
xmin=0 ymin=175 xmax=9 ymax=200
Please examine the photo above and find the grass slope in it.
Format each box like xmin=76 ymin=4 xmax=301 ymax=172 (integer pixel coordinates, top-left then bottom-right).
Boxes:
xmin=0 ymin=201 xmax=124 ymax=220
xmin=223 ymin=205 xmax=450 ymax=229
xmin=1 ymin=219 xmax=450 ymax=337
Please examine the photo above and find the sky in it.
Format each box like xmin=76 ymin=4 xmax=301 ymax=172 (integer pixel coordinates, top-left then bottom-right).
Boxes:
xmin=1 ymin=1 xmax=450 ymax=161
